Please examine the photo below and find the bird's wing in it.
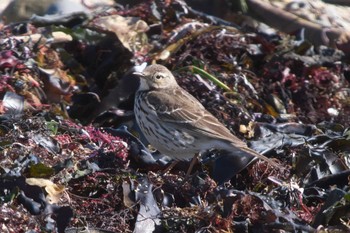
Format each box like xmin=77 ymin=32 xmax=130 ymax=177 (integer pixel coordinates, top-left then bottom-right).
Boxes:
xmin=146 ymin=88 xmax=246 ymax=146
xmin=146 ymin=88 xmax=279 ymax=167
xmin=146 ymin=88 xmax=204 ymax=123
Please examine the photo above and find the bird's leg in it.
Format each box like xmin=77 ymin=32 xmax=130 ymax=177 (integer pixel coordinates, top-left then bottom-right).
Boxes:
xmin=163 ymin=160 xmax=179 ymax=174
xmin=186 ymin=153 xmax=199 ymax=176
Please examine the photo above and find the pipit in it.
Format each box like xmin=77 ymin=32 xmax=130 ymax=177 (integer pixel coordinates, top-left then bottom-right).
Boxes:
xmin=134 ymin=64 xmax=278 ymax=176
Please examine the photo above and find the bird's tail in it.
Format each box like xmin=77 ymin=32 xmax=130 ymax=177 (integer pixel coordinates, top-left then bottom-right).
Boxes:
xmin=238 ymin=145 xmax=280 ymax=168
xmin=212 ymin=144 xmax=280 ymax=184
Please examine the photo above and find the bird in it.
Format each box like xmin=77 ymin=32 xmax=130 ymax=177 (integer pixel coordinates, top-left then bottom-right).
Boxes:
xmin=133 ymin=64 xmax=278 ymax=180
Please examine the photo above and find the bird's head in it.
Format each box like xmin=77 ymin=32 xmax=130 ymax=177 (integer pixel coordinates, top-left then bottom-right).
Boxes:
xmin=133 ymin=64 xmax=178 ymax=90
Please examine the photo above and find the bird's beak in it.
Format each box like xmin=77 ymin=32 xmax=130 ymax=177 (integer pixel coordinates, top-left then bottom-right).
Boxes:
xmin=133 ymin=71 xmax=145 ymax=78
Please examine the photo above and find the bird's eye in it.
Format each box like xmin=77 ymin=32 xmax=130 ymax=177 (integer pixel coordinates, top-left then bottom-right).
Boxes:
xmin=155 ymin=74 xmax=163 ymax=80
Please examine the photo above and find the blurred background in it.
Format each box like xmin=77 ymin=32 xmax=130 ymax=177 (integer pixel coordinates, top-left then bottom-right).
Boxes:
xmin=1 ymin=0 xmax=350 ymax=49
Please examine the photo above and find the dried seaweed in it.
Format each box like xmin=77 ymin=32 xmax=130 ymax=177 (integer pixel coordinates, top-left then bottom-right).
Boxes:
xmin=1 ymin=0 xmax=350 ymax=232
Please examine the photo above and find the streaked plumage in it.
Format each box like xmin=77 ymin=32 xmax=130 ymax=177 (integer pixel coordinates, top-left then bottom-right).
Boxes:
xmin=134 ymin=64 xmax=278 ymax=167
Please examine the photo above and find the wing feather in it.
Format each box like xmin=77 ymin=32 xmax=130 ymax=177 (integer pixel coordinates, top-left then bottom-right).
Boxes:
xmin=146 ymin=87 xmax=245 ymax=146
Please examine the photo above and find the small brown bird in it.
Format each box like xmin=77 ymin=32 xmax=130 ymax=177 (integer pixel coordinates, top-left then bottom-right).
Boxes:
xmin=134 ymin=64 xmax=278 ymax=178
